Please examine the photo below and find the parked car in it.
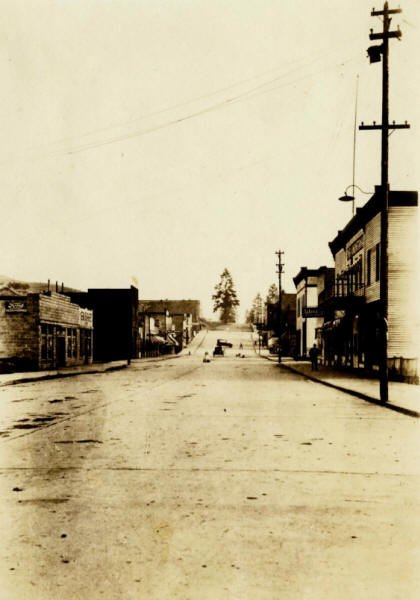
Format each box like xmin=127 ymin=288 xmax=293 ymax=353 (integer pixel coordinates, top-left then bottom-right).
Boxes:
xmin=213 ymin=345 xmax=224 ymax=356
xmin=217 ymin=339 xmax=232 ymax=348
xmin=267 ymin=336 xmax=279 ymax=354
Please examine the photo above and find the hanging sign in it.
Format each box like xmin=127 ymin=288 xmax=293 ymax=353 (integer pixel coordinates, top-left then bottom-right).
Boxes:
xmin=302 ymin=307 xmax=324 ymax=318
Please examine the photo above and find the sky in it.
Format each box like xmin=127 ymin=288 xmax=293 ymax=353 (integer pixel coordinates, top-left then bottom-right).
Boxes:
xmin=2 ymin=0 xmax=419 ymax=320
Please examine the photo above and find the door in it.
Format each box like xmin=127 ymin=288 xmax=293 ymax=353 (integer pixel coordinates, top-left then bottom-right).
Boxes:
xmin=55 ymin=335 xmax=66 ymax=367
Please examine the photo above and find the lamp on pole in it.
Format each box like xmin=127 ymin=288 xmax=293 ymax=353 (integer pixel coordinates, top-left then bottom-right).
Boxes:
xmin=359 ymin=2 xmax=409 ymax=403
xmin=338 ymin=184 xmax=373 ymax=211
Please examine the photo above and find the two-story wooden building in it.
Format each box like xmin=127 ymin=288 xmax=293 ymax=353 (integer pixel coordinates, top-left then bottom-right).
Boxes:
xmin=321 ymin=187 xmax=418 ymax=382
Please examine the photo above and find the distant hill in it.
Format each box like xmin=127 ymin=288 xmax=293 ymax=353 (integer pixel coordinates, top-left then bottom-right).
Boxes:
xmin=0 ymin=275 xmax=81 ymax=294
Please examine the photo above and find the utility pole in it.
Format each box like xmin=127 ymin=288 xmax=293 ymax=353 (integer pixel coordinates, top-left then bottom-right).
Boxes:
xmin=275 ymin=250 xmax=284 ymax=364
xmin=359 ymin=2 xmax=409 ymax=403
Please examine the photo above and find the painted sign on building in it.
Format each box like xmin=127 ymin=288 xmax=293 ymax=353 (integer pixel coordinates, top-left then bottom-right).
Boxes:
xmin=5 ymin=300 xmax=27 ymax=313
xmin=346 ymin=234 xmax=364 ymax=264
xmin=302 ymin=307 xmax=324 ymax=318
xmin=79 ymin=308 xmax=93 ymax=328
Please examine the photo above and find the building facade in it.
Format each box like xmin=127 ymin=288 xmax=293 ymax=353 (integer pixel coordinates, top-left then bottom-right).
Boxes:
xmin=68 ymin=287 xmax=139 ymax=362
xmin=320 ymin=188 xmax=419 ymax=382
xmin=0 ymin=290 xmax=93 ymax=371
xmin=139 ymin=299 xmax=199 ymax=356
xmin=139 ymin=309 xmax=177 ymax=356
xmin=293 ymin=267 xmax=334 ymax=358
xmin=265 ymin=293 xmax=297 ymax=357
xmin=139 ymin=300 xmax=200 ymax=331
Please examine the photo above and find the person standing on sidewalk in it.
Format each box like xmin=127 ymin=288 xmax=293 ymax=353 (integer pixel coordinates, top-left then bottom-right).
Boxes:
xmin=309 ymin=344 xmax=319 ymax=371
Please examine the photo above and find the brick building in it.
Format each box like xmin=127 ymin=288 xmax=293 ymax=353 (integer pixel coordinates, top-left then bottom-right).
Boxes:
xmin=0 ymin=290 xmax=93 ymax=371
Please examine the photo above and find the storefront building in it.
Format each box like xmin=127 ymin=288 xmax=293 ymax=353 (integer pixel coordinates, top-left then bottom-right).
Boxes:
xmin=321 ymin=188 xmax=419 ymax=383
xmin=138 ymin=308 xmax=179 ymax=357
xmin=68 ymin=287 xmax=139 ymax=362
xmin=293 ymin=267 xmax=333 ymax=358
xmin=0 ymin=290 xmax=93 ymax=372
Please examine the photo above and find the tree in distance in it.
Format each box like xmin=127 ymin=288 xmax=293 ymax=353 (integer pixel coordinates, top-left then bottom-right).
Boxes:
xmin=246 ymin=292 xmax=264 ymax=325
xmin=212 ymin=268 xmax=240 ymax=324
xmin=266 ymin=283 xmax=279 ymax=304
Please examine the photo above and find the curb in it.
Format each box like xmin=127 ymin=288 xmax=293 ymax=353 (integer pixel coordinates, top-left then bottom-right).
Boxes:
xmin=0 ymin=337 xmax=204 ymax=387
xmin=0 ymin=363 xmax=128 ymax=388
xmin=281 ymin=362 xmax=419 ymax=419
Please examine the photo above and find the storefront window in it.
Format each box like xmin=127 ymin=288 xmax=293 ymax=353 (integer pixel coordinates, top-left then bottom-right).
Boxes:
xmin=66 ymin=328 xmax=77 ymax=358
xmin=41 ymin=324 xmax=53 ymax=360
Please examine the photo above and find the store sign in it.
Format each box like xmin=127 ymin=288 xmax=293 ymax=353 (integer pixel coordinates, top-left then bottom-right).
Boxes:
xmin=346 ymin=235 xmax=363 ymax=261
xmin=79 ymin=308 xmax=93 ymax=328
xmin=5 ymin=300 xmax=27 ymax=313
xmin=302 ymin=307 xmax=323 ymax=318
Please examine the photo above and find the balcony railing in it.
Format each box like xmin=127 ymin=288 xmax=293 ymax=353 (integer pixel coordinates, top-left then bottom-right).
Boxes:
xmin=320 ymin=275 xmax=365 ymax=303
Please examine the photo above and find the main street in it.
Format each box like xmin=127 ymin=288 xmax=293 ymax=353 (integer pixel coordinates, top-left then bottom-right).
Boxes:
xmin=0 ymin=329 xmax=418 ymax=599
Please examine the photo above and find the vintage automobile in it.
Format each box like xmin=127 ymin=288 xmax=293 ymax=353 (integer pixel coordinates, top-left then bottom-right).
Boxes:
xmin=267 ymin=336 xmax=279 ymax=355
xmin=217 ymin=339 xmax=233 ymax=348
xmin=213 ymin=345 xmax=225 ymax=356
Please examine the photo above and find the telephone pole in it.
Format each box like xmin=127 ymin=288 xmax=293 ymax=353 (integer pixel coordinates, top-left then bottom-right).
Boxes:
xmin=275 ymin=250 xmax=284 ymax=364
xmin=359 ymin=2 xmax=409 ymax=403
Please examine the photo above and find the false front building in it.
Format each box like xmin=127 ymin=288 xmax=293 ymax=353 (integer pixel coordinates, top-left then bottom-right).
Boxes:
xmin=320 ymin=187 xmax=419 ymax=383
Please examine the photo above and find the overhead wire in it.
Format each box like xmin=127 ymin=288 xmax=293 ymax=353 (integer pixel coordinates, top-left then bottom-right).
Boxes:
xmin=4 ymin=33 xmax=365 ymax=164
xmin=47 ymin=53 xmax=361 ymax=158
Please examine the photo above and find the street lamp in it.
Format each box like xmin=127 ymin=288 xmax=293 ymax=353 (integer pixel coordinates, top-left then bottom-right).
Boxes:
xmin=358 ymin=2 xmax=409 ymax=403
xmin=338 ymin=184 xmax=373 ymax=215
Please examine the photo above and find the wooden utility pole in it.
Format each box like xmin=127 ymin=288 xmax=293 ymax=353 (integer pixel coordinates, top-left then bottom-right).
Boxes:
xmin=275 ymin=250 xmax=284 ymax=364
xmin=359 ymin=2 xmax=409 ymax=403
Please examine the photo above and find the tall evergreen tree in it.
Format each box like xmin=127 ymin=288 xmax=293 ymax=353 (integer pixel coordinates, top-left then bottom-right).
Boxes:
xmin=250 ymin=292 xmax=264 ymax=324
xmin=266 ymin=283 xmax=279 ymax=304
xmin=212 ymin=268 xmax=240 ymax=323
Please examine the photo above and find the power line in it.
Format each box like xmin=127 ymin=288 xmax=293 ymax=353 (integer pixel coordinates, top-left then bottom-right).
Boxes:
xmin=48 ymin=55 xmax=360 ymax=158
xmin=1 ymin=35 xmax=364 ymax=165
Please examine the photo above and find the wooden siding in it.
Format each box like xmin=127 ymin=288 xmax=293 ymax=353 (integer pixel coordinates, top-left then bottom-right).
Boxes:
xmin=388 ymin=206 xmax=419 ymax=358
xmin=335 ymin=248 xmax=346 ymax=275
xmin=364 ymin=213 xmax=381 ymax=303
xmin=39 ymin=293 xmax=80 ymax=326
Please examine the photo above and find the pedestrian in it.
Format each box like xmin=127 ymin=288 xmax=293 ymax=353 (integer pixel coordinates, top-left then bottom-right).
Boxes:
xmin=309 ymin=344 xmax=319 ymax=371
xmin=239 ymin=343 xmax=243 ymax=350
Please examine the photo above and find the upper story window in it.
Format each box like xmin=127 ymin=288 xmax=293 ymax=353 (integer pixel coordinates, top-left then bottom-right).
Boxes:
xmin=375 ymin=243 xmax=380 ymax=282
xmin=366 ymin=244 xmax=380 ymax=286
xmin=367 ymin=249 xmax=372 ymax=286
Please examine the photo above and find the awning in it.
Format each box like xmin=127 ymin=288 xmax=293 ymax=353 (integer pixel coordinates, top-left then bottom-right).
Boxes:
xmin=166 ymin=333 xmax=179 ymax=346
xmin=149 ymin=335 xmax=166 ymax=344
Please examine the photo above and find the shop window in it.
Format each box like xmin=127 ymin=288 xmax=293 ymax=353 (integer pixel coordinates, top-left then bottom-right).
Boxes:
xmin=67 ymin=328 xmax=77 ymax=358
xmin=41 ymin=324 xmax=53 ymax=360
xmin=41 ymin=326 xmax=47 ymax=360
xmin=67 ymin=329 xmax=72 ymax=358
xmin=355 ymin=262 xmax=363 ymax=290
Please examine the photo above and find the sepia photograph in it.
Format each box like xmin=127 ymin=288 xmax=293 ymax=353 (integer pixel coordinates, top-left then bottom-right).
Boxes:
xmin=0 ymin=1 xmax=419 ymax=598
